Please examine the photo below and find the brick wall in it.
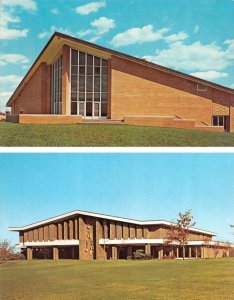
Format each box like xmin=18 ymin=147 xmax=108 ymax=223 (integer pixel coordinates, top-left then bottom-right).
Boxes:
xmin=19 ymin=216 xmax=213 ymax=244
xmin=12 ymin=63 xmax=51 ymax=115
xmin=95 ymin=220 xmax=106 ymax=259
xmin=111 ymin=55 xmax=233 ymax=128
xmin=8 ymin=114 xmax=82 ymax=124
xmin=79 ymin=216 xmax=94 ymax=260
xmin=230 ymin=97 xmax=234 ymax=132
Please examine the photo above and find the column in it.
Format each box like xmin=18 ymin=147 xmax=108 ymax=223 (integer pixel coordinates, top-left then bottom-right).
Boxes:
xmin=53 ymin=247 xmax=59 ymax=260
xmin=69 ymin=220 xmax=74 ymax=239
xmin=58 ymin=223 xmax=63 ymax=240
xmin=230 ymin=97 xmax=234 ymax=132
xmin=62 ymin=44 xmax=70 ymax=115
xmin=112 ymin=246 xmax=118 ymax=260
xmin=189 ymin=247 xmax=191 ymax=259
xmin=158 ymin=247 xmax=163 ymax=259
xmin=27 ymin=247 xmax=33 ymax=260
xmin=169 ymin=247 xmax=174 ymax=258
xmin=145 ymin=244 xmax=151 ymax=256
xmin=195 ymin=246 xmax=198 ymax=258
xmin=176 ymin=247 xmax=179 ymax=258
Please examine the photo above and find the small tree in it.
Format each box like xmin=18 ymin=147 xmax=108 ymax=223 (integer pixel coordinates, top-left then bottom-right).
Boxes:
xmin=0 ymin=240 xmax=23 ymax=262
xmin=165 ymin=209 xmax=196 ymax=260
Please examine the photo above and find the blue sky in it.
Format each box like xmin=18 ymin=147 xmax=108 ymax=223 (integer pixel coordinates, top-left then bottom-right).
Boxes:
xmin=0 ymin=153 xmax=233 ymax=244
xmin=0 ymin=0 xmax=234 ymax=111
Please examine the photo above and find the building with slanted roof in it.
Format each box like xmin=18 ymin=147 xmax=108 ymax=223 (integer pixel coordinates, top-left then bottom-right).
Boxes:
xmin=6 ymin=32 xmax=234 ymax=132
xmin=9 ymin=210 xmax=231 ymax=260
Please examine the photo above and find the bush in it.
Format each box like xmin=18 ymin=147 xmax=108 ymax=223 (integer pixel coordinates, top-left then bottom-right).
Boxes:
xmin=132 ymin=249 xmax=152 ymax=260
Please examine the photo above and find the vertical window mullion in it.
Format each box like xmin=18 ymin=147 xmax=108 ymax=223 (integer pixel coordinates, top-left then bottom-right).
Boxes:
xmin=51 ymin=65 xmax=53 ymax=114
xmin=53 ymin=63 xmax=56 ymax=115
xmin=58 ymin=59 xmax=61 ymax=114
xmin=77 ymin=50 xmax=79 ymax=115
xmin=55 ymin=60 xmax=57 ymax=114
xmin=84 ymin=53 xmax=87 ymax=118
xmin=100 ymin=59 xmax=102 ymax=118
xmin=93 ymin=54 xmax=95 ymax=118
xmin=69 ymin=48 xmax=71 ymax=115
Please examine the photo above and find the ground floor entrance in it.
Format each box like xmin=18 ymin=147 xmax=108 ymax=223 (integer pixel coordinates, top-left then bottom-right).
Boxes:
xmin=23 ymin=246 xmax=79 ymax=260
xmin=109 ymin=245 xmax=203 ymax=260
xmin=71 ymin=101 xmax=107 ymax=119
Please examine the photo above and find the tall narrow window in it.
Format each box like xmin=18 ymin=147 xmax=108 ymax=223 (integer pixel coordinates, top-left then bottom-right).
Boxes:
xmin=51 ymin=55 xmax=62 ymax=114
xmin=70 ymin=48 xmax=108 ymax=118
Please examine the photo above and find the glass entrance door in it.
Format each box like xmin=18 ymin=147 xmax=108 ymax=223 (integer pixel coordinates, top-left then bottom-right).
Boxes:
xmin=70 ymin=48 xmax=108 ymax=119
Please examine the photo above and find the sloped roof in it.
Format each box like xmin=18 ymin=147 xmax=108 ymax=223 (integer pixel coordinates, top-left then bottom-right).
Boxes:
xmin=6 ymin=31 xmax=234 ymax=107
xmin=8 ymin=209 xmax=217 ymax=236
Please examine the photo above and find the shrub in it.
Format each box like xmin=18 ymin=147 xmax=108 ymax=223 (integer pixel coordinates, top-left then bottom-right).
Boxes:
xmin=132 ymin=249 xmax=152 ymax=260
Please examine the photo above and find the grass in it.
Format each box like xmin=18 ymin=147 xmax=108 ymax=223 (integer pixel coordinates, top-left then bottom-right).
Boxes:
xmin=0 ymin=122 xmax=234 ymax=146
xmin=0 ymin=259 xmax=233 ymax=299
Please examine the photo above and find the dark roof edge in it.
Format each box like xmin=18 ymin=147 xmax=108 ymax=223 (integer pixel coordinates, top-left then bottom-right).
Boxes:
xmin=6 ymin=31 xmax=234 ymax=106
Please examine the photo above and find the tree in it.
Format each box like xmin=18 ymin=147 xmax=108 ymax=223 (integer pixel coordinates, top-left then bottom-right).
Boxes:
xmin=0 ymin=240 xmax=21 ymax=262
xmin=230 ymin=225 xmax=234 ymax=235
xmin=164 ymin=209 xmax=196 ymax=260
xmin=0 ymin=240 xmax=25 ymax=262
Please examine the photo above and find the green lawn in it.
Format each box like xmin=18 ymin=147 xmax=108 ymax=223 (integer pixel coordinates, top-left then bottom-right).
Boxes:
xmin=0 ymin=122 xmax=234 ymax=146
xmin=0 ymin=259 xmax=233 ymax=299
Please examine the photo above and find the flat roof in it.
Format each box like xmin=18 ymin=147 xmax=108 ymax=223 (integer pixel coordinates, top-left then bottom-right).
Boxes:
xmin=6 ymin=31 xmax=234 ymax=107
xmin=8 ymin=209 xmax=217 ymax=236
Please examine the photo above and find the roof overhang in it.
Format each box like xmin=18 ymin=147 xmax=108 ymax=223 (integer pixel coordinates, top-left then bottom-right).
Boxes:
xmin=15 ymin=239 xmax=79 ymax=248
xmin=6 ymin=32 xmax=234 ymax=107
xmin=99 ymin=239 xmax=227 ymax=246
xmin=8 ymin=209 xmax=217 ymax=236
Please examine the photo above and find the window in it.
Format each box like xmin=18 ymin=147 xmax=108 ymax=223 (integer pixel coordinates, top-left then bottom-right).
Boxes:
xmin=197 ymin=84 xmax=207 ymax=92
xmin=212 ymin=115 xmax=228 ymax=130
xmin=51 ymin=55 xmax=62 ymax=114
xmin=70 ymin=48 xmax=108 ymax=117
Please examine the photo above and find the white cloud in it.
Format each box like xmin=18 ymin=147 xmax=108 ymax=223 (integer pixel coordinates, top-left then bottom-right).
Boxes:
xmin=164 ymin=31 xmax=188 ymax=43
xmin=50 ymin=8 xmax=60 ymax=15
xmin=143 ymin=41 xmax=232 ymax=72
xmin=0 ymin=76 xmax=22 ymax=110
xmin=0 ymin=0 xmax=36 ymax=40
xmin=75 ymin=1 xmax=105 ymax=15
xmin=77 ymin=16 xmax=115 ymax=43
xmin=0 ymin=75 xmax=22 ymax=88
xmin=224 ymin=39 xmax=234 ymax=59
xmin=0 ymin=53 xmax=29 ymax=66
xmin=38 ymin=26 xmax=74 ymax=39
xmin=77 ymin=29 xmax=94 ymax=38
xmin=1 ymin=0 xmax=37 ymax=11
xmin=0 ymin=27 xmax=29 ymax=40
xmin=194 ymin=25 xmax=199 ymax=34
xmin=0 ymin=92 xmax=13 ymax=111
xmin=89 ymin=36 xmax=101 ymax=43
xmin=111 ymin=25 xmax=169 ymax=47
xmin=190 ymin=70 xmax=228 ymax=80
xmin=0 ymin=9 xmax=20 ymax=27
xmin=91 ymin=16 xmax=115 ymax=35
xmin=230 ymin=84 xmax=234 ymax=89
